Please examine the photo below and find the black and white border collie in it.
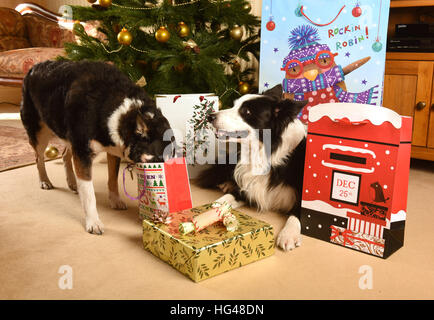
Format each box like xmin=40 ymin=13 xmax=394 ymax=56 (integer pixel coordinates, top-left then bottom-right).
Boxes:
xmin=198 ymin=85 xmax=308 ymax=251
xmin=20 ymin=60 xmax=172 ymax=235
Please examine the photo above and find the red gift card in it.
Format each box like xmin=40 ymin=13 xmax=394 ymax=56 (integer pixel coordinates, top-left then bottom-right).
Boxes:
xmin=136 ymin=157 xmax=192 ymax=219
xmin=301 ymin=103 xmax=412 ymax=258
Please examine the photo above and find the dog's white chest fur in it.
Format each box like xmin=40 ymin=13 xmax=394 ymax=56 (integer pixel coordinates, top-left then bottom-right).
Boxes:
xmin=232 ymin=120 xmax=306 ymax=213
xmin=234 ymin=163 xmax=297 ymax=212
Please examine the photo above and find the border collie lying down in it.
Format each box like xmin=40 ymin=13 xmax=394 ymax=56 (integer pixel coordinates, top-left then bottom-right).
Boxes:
xmin=198 ymin=85 xmax=308 ymax=251
xmin=20 ymin=60 xmax=172 ymax=234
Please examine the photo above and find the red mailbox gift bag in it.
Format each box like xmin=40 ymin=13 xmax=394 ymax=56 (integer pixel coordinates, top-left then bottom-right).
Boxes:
xmin=301 ymin=103 xmax=412 ymax=258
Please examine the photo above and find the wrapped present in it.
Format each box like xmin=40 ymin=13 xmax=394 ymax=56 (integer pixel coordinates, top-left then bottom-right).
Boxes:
xmin=142 ymin=204 xmax=275 ymax=282
xmin=301 ymin=103 xmax=412 ymax=258
xmin=135 ymin=157 xmax=192 ymax=220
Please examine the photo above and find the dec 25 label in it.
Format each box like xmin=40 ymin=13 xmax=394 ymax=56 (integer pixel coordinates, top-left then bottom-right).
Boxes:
xmin=331 ymin=171 xmax=361 ymax=205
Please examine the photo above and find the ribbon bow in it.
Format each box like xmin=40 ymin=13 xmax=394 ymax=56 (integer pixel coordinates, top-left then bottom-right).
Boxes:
xmin=330 ymin=225 xmax=354 ymax=246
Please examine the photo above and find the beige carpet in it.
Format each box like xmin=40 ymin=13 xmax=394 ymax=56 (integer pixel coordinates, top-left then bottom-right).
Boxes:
xmin=0 ymin=158 xmax=433 ymax=299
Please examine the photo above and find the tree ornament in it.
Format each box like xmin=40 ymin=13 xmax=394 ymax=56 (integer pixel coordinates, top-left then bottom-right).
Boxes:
xmin=230 ymin=25 xmax=244 ymax=41
xmin=266 ymin=18 xmax=275 ymax=31
xmin=231 ymin=60 xmax=241 ymax=72
xmin=372 ymin=40 xmax=383 ymax=52
xmin=73 ymin=21 xmax=85 ymax=35
xmin=295 ymin=5 xmax=303 ymax=17
xmin=177 ymin=22 xmax=190 ymax=38
xmin=182 ymin=39 xmax=200 ymax=53
xmin=352 ymin=4 xmax=362 ymax=17
xmin=117 ymin=27 xmax=132 ymax=45
xmin=155 ymin=26 xmax=170 ymax=43
xmin=242 ymin=2 xmax=252 ymax=12
xmin=87 ymin=0 xmax=97 ymax=3
xmin=238 ymin=81 xmax=250 ymax=95
xmin=98 ymin=0 xmax=112 ymax=8
xmin=174 ymin=63 xmax=185 ymax=72
xmin=44 ymin=145 xmax=59 ymax=159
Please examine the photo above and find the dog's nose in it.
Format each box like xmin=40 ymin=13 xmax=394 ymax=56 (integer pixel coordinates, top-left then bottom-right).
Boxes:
xmin=207 ymin=113 xmax=217 ymax=123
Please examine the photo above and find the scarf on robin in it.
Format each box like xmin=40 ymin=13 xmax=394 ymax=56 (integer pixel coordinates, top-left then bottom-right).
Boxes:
xmin=283 ymin=65 xmax=379 ymax=105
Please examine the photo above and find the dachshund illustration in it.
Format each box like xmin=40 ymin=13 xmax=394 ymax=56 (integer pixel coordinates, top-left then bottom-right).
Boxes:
xmin=370 ymin=182 xmax=389 ymax=203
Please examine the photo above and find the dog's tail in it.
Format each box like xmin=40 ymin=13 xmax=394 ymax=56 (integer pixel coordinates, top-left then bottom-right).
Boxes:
xmin=20 ymin=71 xmax=41 ymax=147
xmin=195 ymin=163 xmax=237 ymax=189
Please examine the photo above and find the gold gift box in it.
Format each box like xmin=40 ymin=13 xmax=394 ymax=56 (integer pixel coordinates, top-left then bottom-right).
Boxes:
xmin=142 ymin=203 xmax=275 ymax=282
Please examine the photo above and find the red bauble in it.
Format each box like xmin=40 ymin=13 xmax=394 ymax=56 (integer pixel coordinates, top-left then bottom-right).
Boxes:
xmin=352 ymin=5 xmax=362 ymax=17
xmin=266 ymin=20 xmax=275 ymax=31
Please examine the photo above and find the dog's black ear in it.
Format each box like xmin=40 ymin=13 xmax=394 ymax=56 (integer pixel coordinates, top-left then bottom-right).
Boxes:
xmin=274 ymin=99 xmax=308 ymax=119
xmin=262 ymin=84 xmax=283 ymax=101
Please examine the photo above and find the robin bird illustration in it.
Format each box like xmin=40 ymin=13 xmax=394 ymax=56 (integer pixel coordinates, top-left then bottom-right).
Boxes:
xmin=281 ymin=25 xmax=379 ymax=123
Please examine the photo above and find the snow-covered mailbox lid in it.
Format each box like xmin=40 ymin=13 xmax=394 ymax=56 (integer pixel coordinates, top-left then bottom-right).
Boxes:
xmin=301 ymin=103 xmax=412 ymax=258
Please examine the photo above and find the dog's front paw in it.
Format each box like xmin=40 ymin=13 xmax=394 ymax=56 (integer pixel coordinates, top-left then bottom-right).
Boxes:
xmin=217 ymin=181 xmax=237 ymax=194
xmin=40 ymin=181 xmax=53 ymax=190
xmin=277 ymin=216 xmax=302 ymax=251
xmin=86 ymin=217 xmax=104 ymax=235
xmin=109 ymin=193 xmax=127 ymax=210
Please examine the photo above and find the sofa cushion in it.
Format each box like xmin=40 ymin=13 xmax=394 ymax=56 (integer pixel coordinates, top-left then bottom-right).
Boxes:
xmin=0 ymin=36 xmax=30 ymax=52
xmin=0 ymin=8 xmax=29 ymax=52
xmin=23 ymin=15 xmax=75 ymax=48
xmin=0 ymin=47 xmax=65 ymax=78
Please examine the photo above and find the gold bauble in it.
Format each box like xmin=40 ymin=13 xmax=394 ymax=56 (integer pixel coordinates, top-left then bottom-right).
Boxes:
xmin=238 ymin=81 xmax=250 ymax=95
xmin=117 ymin=27 xmax=133 ymax=45
xmin=230 ymin=25 xmax=244 ymax=41
xmin=155 ymin=26 xmax=170 ymax=43
xmin=98 ymin=0 xmax=112 ymax=7
xmin=73 ymin=20 xmax=84 ymax=34
xmin=242 ymin=2 xmax=252 ymax=12
xmin=177 ymin=22 xmax=190 ymax=38
xmin=87 ymin=0 xmax=97 ymax=3
xmin=44 ymin=146 xmax=59 ymax=159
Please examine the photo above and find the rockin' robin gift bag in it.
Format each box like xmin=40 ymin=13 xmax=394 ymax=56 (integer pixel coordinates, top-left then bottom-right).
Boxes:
xmin=300 ymin=103 xmax=412 ymax=258
xmin=259 ymin=0 xmax=391 ymax=123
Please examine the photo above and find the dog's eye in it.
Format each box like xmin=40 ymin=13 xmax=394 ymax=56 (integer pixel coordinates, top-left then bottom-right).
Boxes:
xmin=245 ymin=109 xmax=251 ymax=115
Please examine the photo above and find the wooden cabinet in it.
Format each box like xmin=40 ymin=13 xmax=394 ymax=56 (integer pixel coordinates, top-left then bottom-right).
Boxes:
xmin=384 ymin=1 xmax=434 ymax=160
xmin=384 ymin=55 xmax=434 ymax=160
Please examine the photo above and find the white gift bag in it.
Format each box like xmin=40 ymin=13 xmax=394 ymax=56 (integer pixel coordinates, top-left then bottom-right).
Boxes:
xmin=156 ymin=93 xmax=219 ymax=178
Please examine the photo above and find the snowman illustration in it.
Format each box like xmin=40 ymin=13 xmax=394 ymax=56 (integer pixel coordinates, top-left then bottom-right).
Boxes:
xmin=281 ymin=25 xmax=379 ymax=123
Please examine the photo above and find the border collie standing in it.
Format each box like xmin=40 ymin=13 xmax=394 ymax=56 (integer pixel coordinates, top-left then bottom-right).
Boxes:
xmin=20 ymin=60 xmax=172 ymax=234
xmin=198 ymin=85 xmax=308 ymax=251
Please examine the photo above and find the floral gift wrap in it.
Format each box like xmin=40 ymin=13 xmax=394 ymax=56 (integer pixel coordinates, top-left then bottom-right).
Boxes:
xmin=142 ymin=204 xmax=275 ymax=282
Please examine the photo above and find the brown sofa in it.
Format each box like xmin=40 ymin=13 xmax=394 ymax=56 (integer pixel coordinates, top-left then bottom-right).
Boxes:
xmin=0 ymin=3 xmax=75 ymax=87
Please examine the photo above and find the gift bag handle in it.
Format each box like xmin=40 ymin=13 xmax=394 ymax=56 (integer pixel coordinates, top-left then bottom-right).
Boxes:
xmin=333 ymin=118 xmax=369 ymax=125
xmin=122 ymin=163 xmax=146 ymax=201
xmin=300 ymin=5 xmax=346 ymax=27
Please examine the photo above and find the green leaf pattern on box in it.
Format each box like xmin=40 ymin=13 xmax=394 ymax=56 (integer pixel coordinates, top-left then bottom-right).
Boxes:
xmin=142 ymin=204 xmax=275 ymax=282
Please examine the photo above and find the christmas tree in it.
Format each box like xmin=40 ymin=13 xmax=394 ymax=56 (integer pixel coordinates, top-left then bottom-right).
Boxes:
xmin=64 ymin=0 xmax=260 ymax=107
